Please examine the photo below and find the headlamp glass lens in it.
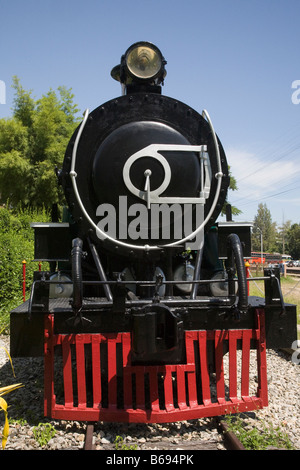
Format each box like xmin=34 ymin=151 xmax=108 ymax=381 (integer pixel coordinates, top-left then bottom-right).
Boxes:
xmin=126 ymin=46 xmax=161 ymax=79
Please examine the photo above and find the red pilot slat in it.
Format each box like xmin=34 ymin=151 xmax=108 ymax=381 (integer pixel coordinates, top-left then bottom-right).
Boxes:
xmin=135 ymin=367 xmax=146 ymax=410
xmin=164 ymin=367 xmax=175 ymax=412
xmin=176 ymin=365 xmax=187 ymax=410
xmin=122 ymin=333 xmax=133 ymax=408
xmin=215 ymin=330 xmax=226 ymax=404
xmin=91 ymin=335 xmax=101 ymax=408
xmin=198 ymin=331 xmax=211 ymax=406
xmin=62 ymin=335 xmax=74 ymax=408
xmin=76 ymin=335 xmax=87 ymax=408
xmin=185 ymin=332 xmax=198 ymax=408
xmin=241 ymin=330 xmax=251 ymax=401
xmin=107 ymin=338 xmax=117 ymax=408
xmin=149 ymin=368 xmax=160 ymax=412
xmin=228 ymin=330 xmax=238 ymax=403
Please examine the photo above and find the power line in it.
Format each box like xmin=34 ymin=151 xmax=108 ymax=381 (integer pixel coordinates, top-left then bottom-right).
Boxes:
xmin=234 ymin=184 xmax=300 ymax=208
xmin=231 ymin=178 xmax=300 ymax=205
xmin=236 ymin=141 xmax=300 ymax=183
xmin=229 ymin=123 xmax=300 ymax=183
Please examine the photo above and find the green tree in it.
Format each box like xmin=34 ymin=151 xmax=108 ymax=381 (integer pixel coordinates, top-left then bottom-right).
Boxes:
xmin=0 ymin=77 xmax=80 ymax=208
xmin=221 ymin=166 xmax=241 ymax=217
xmin=286 ymin=223 xmax=300 ymax=260
xmin=276 ymin=220 xmax=292 ymax=254
xmin=252 ymin=203 xmax=277 ymax=252
xmin=11 ymin=76 xmax=35 ymax=128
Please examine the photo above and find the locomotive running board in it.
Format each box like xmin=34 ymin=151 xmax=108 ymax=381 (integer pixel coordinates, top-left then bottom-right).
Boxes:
xmin=44 ymin=309 xmax=268 ymax=422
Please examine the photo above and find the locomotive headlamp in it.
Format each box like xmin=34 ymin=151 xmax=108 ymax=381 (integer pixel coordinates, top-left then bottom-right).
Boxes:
xmin=126 ymin=43 xmax=162 ymax=80
xmin=111 ymin=42 xmax=167 ymax=91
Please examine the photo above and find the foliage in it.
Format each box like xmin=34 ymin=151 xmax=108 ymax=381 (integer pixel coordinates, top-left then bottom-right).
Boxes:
xmin=250 ymin=203 xmax=300 ymax=258
xmin=32 ymin=422 xmax=56 ymax=447
xmin=0 ymin=205 xmax=50 ymax=331
xmin=252 ymin=203 xmax=277 ymax=252
xmin=0 ymin=345 xmax=23 ymax=450
xmin=276 ymin=219 xmax=292 ymax=254
xmin=222 ymin=166 xmax=242 ymax=217
xmin=286 ymin=223 xmax=300 ymax=259
xmin=0 ymin=77 xmax=80 ymax=208
xmin=224 ymin=414 xmax=295 ymax=450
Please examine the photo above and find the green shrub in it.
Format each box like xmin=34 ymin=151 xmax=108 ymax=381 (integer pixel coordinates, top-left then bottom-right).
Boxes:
xmin=0 ymin=205 xmax=50 ymax=331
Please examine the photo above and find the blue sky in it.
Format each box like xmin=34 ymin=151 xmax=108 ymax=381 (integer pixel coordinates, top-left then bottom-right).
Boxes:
xmin=1 ymin=0 xmax=300 ymax=227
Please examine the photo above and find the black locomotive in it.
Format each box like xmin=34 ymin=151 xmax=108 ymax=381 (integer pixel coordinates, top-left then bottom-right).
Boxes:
xmin=10 ymin=42 xmax=297 ymax=422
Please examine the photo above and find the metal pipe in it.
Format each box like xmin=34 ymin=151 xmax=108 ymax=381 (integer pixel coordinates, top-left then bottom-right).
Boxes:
xmin=81 ymin=297 xmax=235 ymax=309
xmin=71 ymin=238 xmax=83 ymax=313
xmin=190 ymin=242 xmax=204 ymax=299
xmin=88 ymin=238 xmax=113 ymax=302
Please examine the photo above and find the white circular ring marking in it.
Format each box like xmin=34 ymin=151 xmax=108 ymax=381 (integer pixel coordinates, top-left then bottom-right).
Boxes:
xmin=123 ymin=147 xmax=171 ymax=200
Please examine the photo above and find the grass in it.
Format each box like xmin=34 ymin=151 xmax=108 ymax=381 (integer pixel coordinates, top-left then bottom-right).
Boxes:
xmin=249 ymin=270 xmax=300 ymax=326
xmin=280 ymin=276 xmax=300 ymax=318
xmin=114 ymin=435 xmax=138 ymax=451
xmin=224 ymin=414 xmax=295 ymax=450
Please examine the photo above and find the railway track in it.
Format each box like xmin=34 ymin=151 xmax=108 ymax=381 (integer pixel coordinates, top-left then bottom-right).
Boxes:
xmin=82 ymin=418 xmax=246 ymax=451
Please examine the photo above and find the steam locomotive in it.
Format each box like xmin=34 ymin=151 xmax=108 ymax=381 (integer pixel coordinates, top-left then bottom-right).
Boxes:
xmin=11 ymin=42 xmax=297 ymax=423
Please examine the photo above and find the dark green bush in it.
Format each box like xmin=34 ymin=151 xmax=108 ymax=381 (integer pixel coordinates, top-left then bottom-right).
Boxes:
xmin=0 ymin=206 xmax=49 ymax=331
